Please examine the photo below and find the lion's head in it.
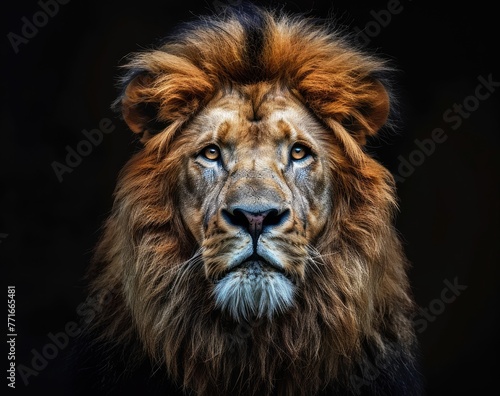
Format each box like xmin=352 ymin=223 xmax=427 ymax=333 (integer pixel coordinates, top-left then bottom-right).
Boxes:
xmin=179 ymin=84 xmax=338 ymax=321
xmin=84 ymin=6 xmax=421 ymax=396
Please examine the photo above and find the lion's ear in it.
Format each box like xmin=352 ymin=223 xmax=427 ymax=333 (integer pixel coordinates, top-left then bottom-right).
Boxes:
xmin=114 ymin=55 xmax=214 ymax=142
xmin=363 ymin=79 xmax=391 ymax=135
xmin=341 ymin=79 xmax=391 ymax=145
xmin=114 ymin=70 xmax=169 ymax=140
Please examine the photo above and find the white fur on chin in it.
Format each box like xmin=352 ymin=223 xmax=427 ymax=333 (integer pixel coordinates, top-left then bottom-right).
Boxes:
xmin=213 ymin=261 xmax=295 ymax=321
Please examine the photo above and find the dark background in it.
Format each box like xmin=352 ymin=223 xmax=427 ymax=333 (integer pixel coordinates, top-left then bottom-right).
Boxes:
xmin=2 ymin=0 xmax=499 ymax=394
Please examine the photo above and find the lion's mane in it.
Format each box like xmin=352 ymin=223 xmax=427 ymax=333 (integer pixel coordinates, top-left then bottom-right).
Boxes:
xmin=76 ymin=6 xmax=422 ymax=396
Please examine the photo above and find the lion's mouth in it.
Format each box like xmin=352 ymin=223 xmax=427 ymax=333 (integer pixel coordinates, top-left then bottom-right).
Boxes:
xmin=215 ymin=256 xmax=290 ymax=283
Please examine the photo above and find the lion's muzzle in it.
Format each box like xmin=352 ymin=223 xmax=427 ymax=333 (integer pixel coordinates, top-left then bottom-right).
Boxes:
xmin=221 ymin=206 xmax=290 ymax=250
xmin=207 ymin=175 xmax=299 ymax=321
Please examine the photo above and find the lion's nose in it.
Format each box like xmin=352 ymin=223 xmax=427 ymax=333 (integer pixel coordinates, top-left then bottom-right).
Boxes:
xmin=222 ymin=207 xmax=290 ymax=247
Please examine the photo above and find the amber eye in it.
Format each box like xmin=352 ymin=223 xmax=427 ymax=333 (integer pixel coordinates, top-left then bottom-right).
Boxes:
xmin=290 ymin=144 xmax=310 ymax=161
xmin=202 ymin=145 xmax=221 ymax=161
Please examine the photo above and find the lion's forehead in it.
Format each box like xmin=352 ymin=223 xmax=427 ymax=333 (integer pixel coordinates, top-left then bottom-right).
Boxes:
xmin=192 ymin=88 xmax=324 ymax=150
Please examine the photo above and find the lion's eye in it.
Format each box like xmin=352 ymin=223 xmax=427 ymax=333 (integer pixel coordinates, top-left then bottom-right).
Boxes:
xmin=202 ymin=145 xmax=221 ymax=161
xmin=290 ymin=144 xmax=311 ymax=161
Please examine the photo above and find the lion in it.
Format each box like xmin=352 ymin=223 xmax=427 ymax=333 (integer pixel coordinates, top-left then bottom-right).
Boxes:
xmin=74 ymin=6 xmax=423 ymax=396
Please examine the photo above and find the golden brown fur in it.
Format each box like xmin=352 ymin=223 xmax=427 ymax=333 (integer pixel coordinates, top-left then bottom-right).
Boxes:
xmin=82 ymin=6 xmax=420 ymax=396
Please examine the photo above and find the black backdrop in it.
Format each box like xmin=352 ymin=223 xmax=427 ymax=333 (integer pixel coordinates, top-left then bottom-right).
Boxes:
xmin=2 ymin=0 xmax=499 ymax=394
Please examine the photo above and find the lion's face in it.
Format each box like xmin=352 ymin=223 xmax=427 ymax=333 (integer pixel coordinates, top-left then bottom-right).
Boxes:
xmin=177 ymin=85 xmax=331 ymax=320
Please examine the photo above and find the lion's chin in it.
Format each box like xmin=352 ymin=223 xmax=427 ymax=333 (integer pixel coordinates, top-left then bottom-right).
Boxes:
xmin=213 ymin=260 xmax=296 ymax=322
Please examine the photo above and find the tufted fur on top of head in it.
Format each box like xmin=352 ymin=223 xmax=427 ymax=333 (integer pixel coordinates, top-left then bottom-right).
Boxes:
xmin=115 ymin=5 xmax=393 ymax=149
